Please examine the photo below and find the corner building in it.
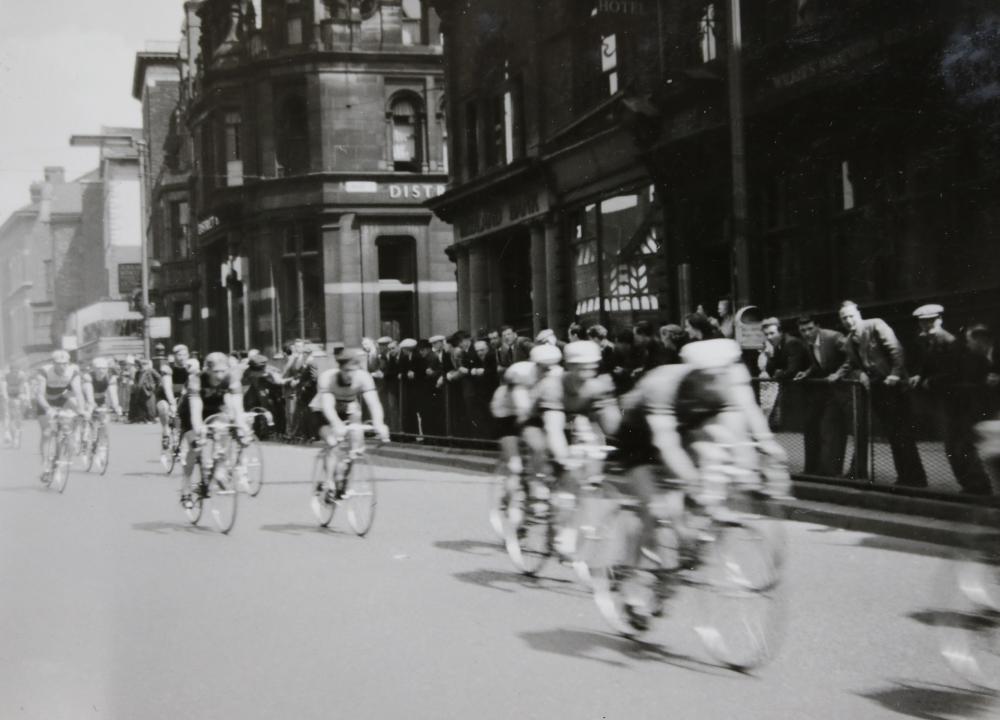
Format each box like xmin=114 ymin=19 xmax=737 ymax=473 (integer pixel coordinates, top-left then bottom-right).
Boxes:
xmin=187 ymin=0 xmax=454 ymax=354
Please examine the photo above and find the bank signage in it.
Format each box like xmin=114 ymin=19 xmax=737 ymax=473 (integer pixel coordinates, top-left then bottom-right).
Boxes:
xmin=455 ymin=187 xmax=548 ymax=241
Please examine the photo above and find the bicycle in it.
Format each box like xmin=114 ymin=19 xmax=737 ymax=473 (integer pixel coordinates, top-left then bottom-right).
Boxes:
xmin=935 ymin=542 xmax=1000 ymax=690
xmin=588 ymin=446 xmax=789 ymax=671
xmin=181 ymin=413 xmax=243 ymax=534
xmin=503 ymin=440 xmax=615 ymax=577
xmin=309 ymin=422 xmax=381 ymax=536
xmin=80 ymin=407 xmax=115 ymax=475
xmin=4 ymin=396 xmax=24 ymax=449
xmin=233 ymin=407 xmax=273 ymax=498
xmin=41 ymin=409 xmax=80 ymax=493
xmin=161 ymin=410 xmax=183 ymax=475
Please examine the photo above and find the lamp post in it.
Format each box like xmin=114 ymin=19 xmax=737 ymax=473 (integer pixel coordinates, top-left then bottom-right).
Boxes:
xmin=70 ymin=133 xmax=152 ymax=359
xmin=727 ymin=0 xmax=751 ymax=307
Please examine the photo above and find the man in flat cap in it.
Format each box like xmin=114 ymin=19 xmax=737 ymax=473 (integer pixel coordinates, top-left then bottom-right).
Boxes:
xmin=397 ymin=339 xmax=421 ymax=436
xmin=375 ymin=336 xmax=400 ymax=432
xmin=910 ymin=304 xmax=991 ymax=494
xmin=423 ymin=335 xmax=449 ymax=436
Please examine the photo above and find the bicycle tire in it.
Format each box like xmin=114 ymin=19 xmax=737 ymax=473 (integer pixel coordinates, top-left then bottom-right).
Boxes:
xmin=345 ymin=455 xmax=376 ymax=537
xmin=205 ymin=431 xmax=238 ymax=534
xmin=77 ymin=424 xmax=93 ymax=472
xmin=937 ymin=556 xmax=1000 ymax=690
xmin=95 ymin=425 xmax=110 ymax=476
xmin=52 ymin=433 xmax=72 ymax=494
xmin=164 ymin=422 xmax=181 ymax=475
xmin=488 ymin=460 xmax=512 ymax=540
xmin=504 ymin=485 xmax=553 ymax=576
xmin=40 ymin=432 xmax=57 ymax=486
xmin=236 ymin=439 xmax=264 ymax=497
xmin=310 ymin=454 xmax=336 ymax=527
xmin=694 ymin=518 xmax=788 ymax=671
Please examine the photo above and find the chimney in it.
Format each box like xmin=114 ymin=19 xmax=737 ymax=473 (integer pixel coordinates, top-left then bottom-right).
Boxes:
xmin=44 ymin=166 xmax=65 ymax=184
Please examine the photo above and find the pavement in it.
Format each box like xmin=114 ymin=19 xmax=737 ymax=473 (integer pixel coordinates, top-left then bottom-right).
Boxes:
xmin=1 ymin=422 xmax=998 ymax=719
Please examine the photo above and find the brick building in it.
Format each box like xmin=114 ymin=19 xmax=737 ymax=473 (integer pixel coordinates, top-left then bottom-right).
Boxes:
xmin=429 ymin=0 xmax=1000 ymax=338
xmin=141 ymin=0 xmax=456 ymax=356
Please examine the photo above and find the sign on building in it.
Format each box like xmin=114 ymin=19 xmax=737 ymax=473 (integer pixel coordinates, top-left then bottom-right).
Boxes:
xmin=118 ymin=263 xmax=142 ymax=297
xmin=149 ymin=317 xmax=172 ymax=339
xmin=735 ymin=306 xmax=765 ymax=351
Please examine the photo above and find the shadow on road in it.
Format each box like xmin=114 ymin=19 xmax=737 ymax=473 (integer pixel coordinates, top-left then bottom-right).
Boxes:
xmin=451 ymin=567 xmax=587 ymax=599
xmin=0 ymin=484 xmax=47 ymax=494
xmin=131 ymin=520 xmax=215 ymax=535
xmin=518 ymin=627 xmax=728 ymax=676
xmin=855 ymin=535 xmax=958 ymax=560
xmin=433 ymin=538 xmax=504 ymax=557
xmin=857 ymin=681 xmax=997 ymax=719
xmin=259 ymin=522 xmax=347 ymax=537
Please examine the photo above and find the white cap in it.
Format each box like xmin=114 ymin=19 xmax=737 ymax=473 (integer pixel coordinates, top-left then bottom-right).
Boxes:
xmin=563 ymin=341 xmax=601 ymax=365
xmin=530 ymin=344 xmax=563 ymax=366
xmin=680 ymin=339 xmax=742 ymax=369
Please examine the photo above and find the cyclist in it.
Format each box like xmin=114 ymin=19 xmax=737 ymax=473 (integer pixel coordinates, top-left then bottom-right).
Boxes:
xmin=309 ymin=348 xmax=390 ymax=499
xmin=1 ymin=365 xmax=28 ymax=442
xmin=176 ymin=351 xmax=248 ymax=508
xmin=35 ymin=350 xmax=86 ymax=479
xmin=156 ymin=344 xmax=192 ymax=453
xmin=613 ymin=338 xmax=789 ymax=621
xmin=82 ymin=357 xmax=123 ymax=422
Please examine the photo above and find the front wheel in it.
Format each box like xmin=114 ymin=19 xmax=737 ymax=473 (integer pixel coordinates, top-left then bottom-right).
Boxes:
xmin=488 ymin=461 xmax=513 ymax=540
xmin=345 ymin=455 xmax=376 ymax=537
xmin=51 ymin=433 xmax=72 ymax=494
xmin=94 ymin=425 xmax=110 ymax=476
xmin=310 ymin=454 xmax=336 ymax=528
xmin=206 ymin=452 xmax=238 ymax=534
xmin=694 ymin=518 xmax=788 ymax=671
xmin=504 ymin=482 xmax=553 ymax=576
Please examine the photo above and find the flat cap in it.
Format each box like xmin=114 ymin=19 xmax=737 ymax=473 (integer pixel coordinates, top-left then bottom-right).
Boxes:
xmin=535 ymin=328 xmax=556 ymax=343
xmin=399 ymin=338 xmax=417 ymax=350
xmin=429 ymin=335 xmax=446 ymax=344
xmin=680 ymin=338 xmax=742 ymax=369
xmin=377 ymin=336 xmax=393 ymax=344
xmin=912 ymin=303 xmax=944 ymax=319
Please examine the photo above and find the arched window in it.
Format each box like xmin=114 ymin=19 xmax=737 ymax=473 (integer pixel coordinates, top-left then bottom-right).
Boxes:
xmin=389 ymin=95 xmax=423 ymax=172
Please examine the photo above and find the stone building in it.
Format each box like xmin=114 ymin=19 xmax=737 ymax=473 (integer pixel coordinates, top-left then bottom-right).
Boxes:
xmin=429 ymin=0 xmax=1000 ymax=337
xmin=152 ymin=0 xmax=455 ymax=356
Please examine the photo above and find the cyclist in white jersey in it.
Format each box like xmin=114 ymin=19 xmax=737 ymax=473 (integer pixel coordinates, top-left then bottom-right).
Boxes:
xmin=310 ymin=349 xmax=390 ymax=450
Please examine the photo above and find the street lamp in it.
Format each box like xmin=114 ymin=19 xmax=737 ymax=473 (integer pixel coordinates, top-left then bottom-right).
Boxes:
xmin=69 ymin=134 xmax=152 ymax=359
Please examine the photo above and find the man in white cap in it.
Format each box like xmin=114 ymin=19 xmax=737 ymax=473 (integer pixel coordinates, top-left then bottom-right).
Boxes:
xmin=396 ymin=338 xmax=420 ymax=435
xmin=910 ymin=303 xmax=991 ymax=493
xmin=611 ymin=338 xmax=789 ymax=629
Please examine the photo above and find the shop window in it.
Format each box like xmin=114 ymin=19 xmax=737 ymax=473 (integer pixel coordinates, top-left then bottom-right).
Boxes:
xmin=43 ymin=259 xmax=53 ymax=296
xmin=33 ymin=310 xmax=53 ymax=345
xmin=700 ymin=4 xmax=718 ymax=63
xmin=280 ymin=224 xmax=325 ymax=343
xmin=390 ymin=95 xmax=423 ymax=172
xmin=377 ymin=236 xmax=417 ymax=339
xmin=275 ymin=84 xmax=309 ymax=177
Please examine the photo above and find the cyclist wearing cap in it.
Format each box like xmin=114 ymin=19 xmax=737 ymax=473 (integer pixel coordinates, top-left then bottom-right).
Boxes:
xmin=35 ymin=350 xmax=86 ymax=466
xmin=309 ymin=349 xmax=390 ymax=450
xmin=157 ymin=344 xmax=193 ymax=451
xmin=614 ymin=339 xmax=789 ymax=608
xmin=178 ymin=351 xmax=248 ymax=508
xmin=82 ymin=358 xmax=123 ymax=417
xmin=491 ymin=360 xmax=540 ymax=481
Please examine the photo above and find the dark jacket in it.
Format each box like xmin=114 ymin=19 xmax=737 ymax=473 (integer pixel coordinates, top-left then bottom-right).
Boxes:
xmin=838 ymin=318 xmax=908 ymax=383
xmin=765 ymin=334 xmax=811 ymax=380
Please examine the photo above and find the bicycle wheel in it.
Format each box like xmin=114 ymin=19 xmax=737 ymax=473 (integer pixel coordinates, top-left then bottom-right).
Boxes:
xmin=78 ymin=424 xmax=94 ymax=472
xmin=503 ymin=483 xmax=553 ymax=576
xmin=51 ymin=433 xmax=72 ymax=494
xmin=346 ymin=455 xmax=377 ymax=536
xmin=164 ymin=423 xmax=181 ymax=475
xmin=207 ymin=457 xmax=238 ymax=534
xmin=590 ymin=506 xmax=682 ymax=638
xmin=938 ymin=557 xmax=1000 ymax=690
xmin=694 ymin=518 xmax=788 ymax=671
xmin=40 ymin=432 xmax=56 ymax=486
xmin=182 ymin=452 xmax=205 ymax=525
xmin=310 ymin=454 xmax=336 ymax=528
xmin=488 ymin=461 xmax=513 ymax=540
xmin=234 ymin=439 xmax=264 ymax=497
xmin=94 ymin=425 xmax=110 ymax=476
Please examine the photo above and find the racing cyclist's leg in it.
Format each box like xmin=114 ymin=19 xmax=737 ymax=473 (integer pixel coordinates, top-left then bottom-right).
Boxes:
xmin=156 ymin=398 xmax=174 ymax=451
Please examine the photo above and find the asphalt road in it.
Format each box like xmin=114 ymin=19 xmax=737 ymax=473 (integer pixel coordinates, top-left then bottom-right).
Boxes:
xmin=0 ymin=422 xmax=996 ymax=720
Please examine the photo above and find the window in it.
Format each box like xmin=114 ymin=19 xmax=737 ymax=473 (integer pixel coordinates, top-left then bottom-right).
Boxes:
xmin=439 ymin=100 xmax=449 ymax=173
xmin=390 ymin=96 xmax=423 ymax=172
xmin=287 ymin=17 xmax=303 ymax=45
xmin=838 ymin=159 xmax=877 ymax=211
xmin=33 ymin=310 xmax=53 ymax=345
xmin=601 ymin=34 xmax=619 ymax=94
xmin=377 ymin=236 xmax=417 ymax=339
xmin=279 ymin=224 xmax=325 ymax=343
xmin=224 ymin=111 xmax=243 ymax=186
xmin=700 ymin=4 xmax=718 ymax=63
xmin=401 ymin=0 xmax=422 ymax=45
xmin=169 ymin=201 xmax=190 ymax=259
xmin=43 ymin=259 xmax=53 ymax=296
xmin=275 ymin=84 xmax=309 ymax=177
xmin=377 ymin=236 xmax=416 ymax=284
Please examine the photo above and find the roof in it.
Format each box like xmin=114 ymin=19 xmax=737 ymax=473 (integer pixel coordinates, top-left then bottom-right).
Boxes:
xmin=49 ymin=182 xmax=84 ymax=217
xmin=132 ymin=50 xmax=180 ymax=100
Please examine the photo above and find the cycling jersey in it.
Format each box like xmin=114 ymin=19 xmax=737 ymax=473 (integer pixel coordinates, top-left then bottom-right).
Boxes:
xmin=186 ymin=370 xmax=242 ymax=419
xmin=83 ymin=372 xmax=116 ymax=407
xmin=529 ymin=372 xmax=616 ymax=424
xmin=159 ymin=359 xmax=191 ymax=400
xmin=36 ymin=364 xmax=81 ymax=408
xmin=309 ymin=369 xmax=376 ymax=419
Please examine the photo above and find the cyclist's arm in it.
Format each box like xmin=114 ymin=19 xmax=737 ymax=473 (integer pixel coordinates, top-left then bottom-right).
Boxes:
xmin=224 ymin=389 xmax=247 ymax=432
xmin=108 ymin=380 xmax=122 ymax=414
xmin=647 ymin=413 xmax=700 ymax=485
xmin=319 ymin=392 xmax=347 ymax=439
xmin=360 ymin=389 xmax=387 ymax=435
xmin=70 ymin=374 xmax=85 ymax=414
xmin=730 ymin=370 xmax=786 ymax=462
xmin=82 ymin=377 xmax=96 ymax=413
xmin=161 ymin=365 xmax=176 ymax=406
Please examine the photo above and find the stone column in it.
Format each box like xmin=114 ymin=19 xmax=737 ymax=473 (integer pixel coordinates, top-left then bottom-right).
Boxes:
xmin=455 ymin=247 xmax=471 ymax=333
xmin=529 ymin=222 xmax=547 ymax=335
xmin=544 ymin=217 xmax=565 ymax=336
xmin=468 ymin=243 xmax=490 ymax=334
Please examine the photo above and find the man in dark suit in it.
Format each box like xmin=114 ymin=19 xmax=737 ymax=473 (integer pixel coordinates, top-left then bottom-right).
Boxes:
xmin=496 ymin=326 xmax=518 ymax=373
xmin=396 ymin=339 xmax=421 ymax=437
xmin=760 ymin=317 xmax=811 ymax=433
xmin=794 ymin=316 xmax=849 ymax=477
xmin=423 ymin=335 xmax=449 ymax=436
xmin=833 ymin=301 xmax=927 ymax=487
xmin=909 ymin=304 xmax=991 ymax=494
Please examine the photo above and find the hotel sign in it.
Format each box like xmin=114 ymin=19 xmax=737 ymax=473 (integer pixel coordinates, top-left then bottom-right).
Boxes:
xmin=595 ymin=0 xmax=648 ymax=15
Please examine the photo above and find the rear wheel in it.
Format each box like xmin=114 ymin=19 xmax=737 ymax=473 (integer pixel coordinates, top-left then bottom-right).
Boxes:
xmin=205 ymin=435 xmax=238 ymax=534
xmin=694 ymin=518 xmax=788 ymax=671
xmin=164 ymin=423 xmax=181 ymax=475
xmin=94 ymin=425 xmax=110 ymax=476
xmin=488 ymin=461 xmax=513 ymax=540
xmin=504 ymin=482 xmax=553 ymax=576
xmin=78 ymin=423 xmax=94 ymax=472
xmin=51 ymin=432 xmax=72 ymax=493
xmin=310 ymin=454 xmax=336 ymax=528
xmin=345 ymin=455 xmax=376 ymax=537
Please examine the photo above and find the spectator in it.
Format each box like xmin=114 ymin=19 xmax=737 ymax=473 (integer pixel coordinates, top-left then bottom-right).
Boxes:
xmin=685 ymin=311 xmax=722 ymax=341
xmin=611 ymin=328 xmax=638 ymax=394
xmin=834 ymin=301 xmax=927 ymax=487
xmin=466 ymin=338 xmax=498 ymax=437
xmin=568 ymin=322 xmax=583 ymax=343
xmin=424 ymin=335 xmax=449 ymax=436
xmin=446 ymin=332 xmax=472 ymax=435
xmin=794 ymin=315 xmax=849 ymax=477
xmin=497 ymin=325 xmax=518 ymax=372
xmin=760 ymin=317 xmax=810 ymax=381
xmin=132 ymin=358 xmax=160 ymax=423
xmin=659 ymin=323 xmax=686 ymax=354
xmin=716 ymin=298 xmax=736 ymax=339
xmin=634 ymin=319 xmax=678 ymax=373
xmin=536 ymin=328 xmax=558 ymax=347
xmin=398 ymin=338 xmax=421 ymax=436
xmin=119 ymin=356 xmax=136 ymax=422
xmin=588 ymin=324 xmax=616 ymax=376
xmin=964 ymin=324 xmax=999 ymax=417
xmin=376 ymin=336 xmax=400 ymax=433
xmin=242 ymin=353 xmax=284 ymax=438
xmin=910 ymin=304 xmax=991 ymax=494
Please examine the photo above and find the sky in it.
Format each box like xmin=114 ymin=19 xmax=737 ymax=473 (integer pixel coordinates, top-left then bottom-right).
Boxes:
xmin=0 ymin=0 xmax=196 ymax=222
